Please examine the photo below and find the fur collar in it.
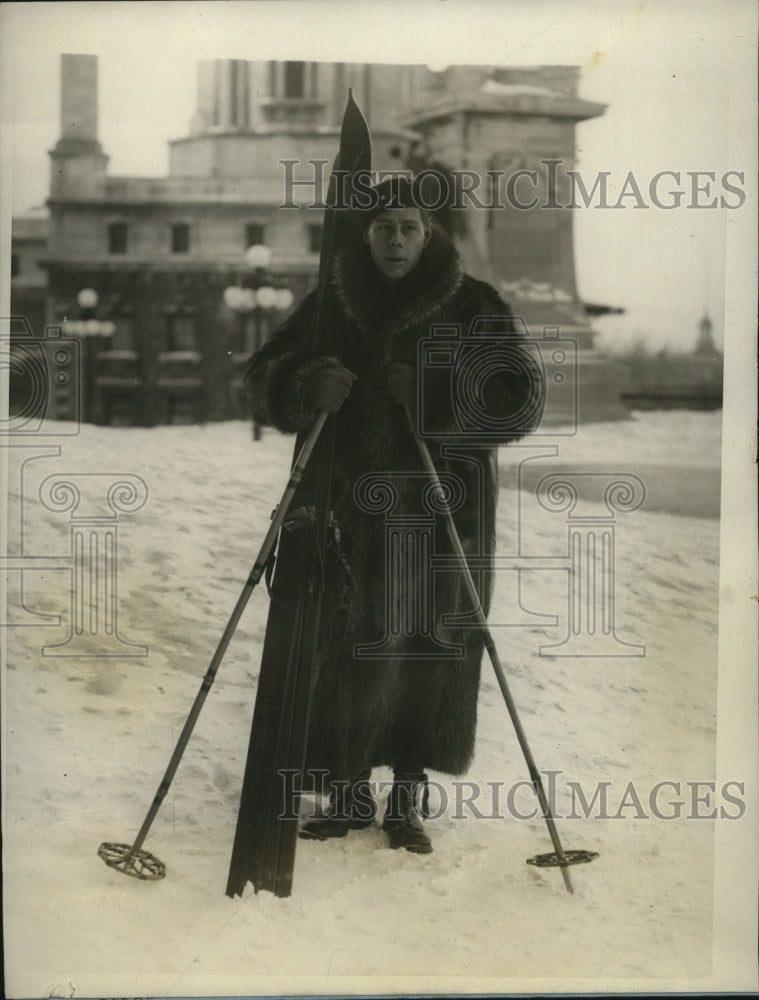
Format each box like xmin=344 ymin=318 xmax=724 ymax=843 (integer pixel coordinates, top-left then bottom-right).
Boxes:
xmin=330 ymin=226 xmax=462 ymax=339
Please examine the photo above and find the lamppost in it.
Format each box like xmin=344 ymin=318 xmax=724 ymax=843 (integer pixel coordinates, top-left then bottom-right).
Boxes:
xmin=223 ymin=245 xmax=294 ymax=440
xmin=62 ymin=288 xmax=115 ymax=424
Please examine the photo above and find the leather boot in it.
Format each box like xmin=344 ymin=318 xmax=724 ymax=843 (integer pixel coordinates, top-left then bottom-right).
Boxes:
xmin=299 ymin=770 xmax=376 ymax=841
xmin=382 ymin=770 xmax=433 ymax=854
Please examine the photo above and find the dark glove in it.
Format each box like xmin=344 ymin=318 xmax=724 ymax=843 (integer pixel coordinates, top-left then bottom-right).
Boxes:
xmin=386 ymin=362 xmax=417 ymax=407
xmin=305 ymin=365 xmax=357 ymax=413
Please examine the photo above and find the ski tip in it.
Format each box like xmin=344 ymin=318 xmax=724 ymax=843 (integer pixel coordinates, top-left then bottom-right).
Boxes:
xmin=345 ymin=88 xmax=364 ymax=117
xmin=340 ymin=90 xmax=371 ymax=152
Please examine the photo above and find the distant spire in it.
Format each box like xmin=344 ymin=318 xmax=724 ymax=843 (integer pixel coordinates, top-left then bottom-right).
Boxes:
xmin=695 ymin=314 xmax=715 ymax=355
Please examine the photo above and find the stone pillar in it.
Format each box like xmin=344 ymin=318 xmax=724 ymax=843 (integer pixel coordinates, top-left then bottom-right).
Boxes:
xmin=217 ymin=59 xmax=232 ymax=128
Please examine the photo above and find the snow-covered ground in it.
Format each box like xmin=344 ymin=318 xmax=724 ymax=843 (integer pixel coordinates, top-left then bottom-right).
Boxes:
xmin=2 ymin=410 xmax=755 ymax=996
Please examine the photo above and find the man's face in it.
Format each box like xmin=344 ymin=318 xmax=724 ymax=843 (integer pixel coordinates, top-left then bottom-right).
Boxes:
xmin=364 ymin=208 xmax=429 ymax=280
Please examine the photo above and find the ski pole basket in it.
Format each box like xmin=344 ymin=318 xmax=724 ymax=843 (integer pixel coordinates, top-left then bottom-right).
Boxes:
xmin=98 ymin=842 xmax=167 ymax=880
xmin=527 ymin=849 xmax=599 ymax=868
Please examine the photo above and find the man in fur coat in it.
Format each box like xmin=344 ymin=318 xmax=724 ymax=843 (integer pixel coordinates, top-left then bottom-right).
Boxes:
xmin=246 ymin=177 xmax=545 ymax=854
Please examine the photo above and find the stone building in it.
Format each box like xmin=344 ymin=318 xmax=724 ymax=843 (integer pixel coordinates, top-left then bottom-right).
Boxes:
xmin=11 ymin=53 xmax=628 ymax=426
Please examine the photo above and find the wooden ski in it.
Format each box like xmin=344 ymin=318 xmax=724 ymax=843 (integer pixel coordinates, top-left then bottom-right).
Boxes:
xmin=226 ymin=93 xmax=371 ymax=899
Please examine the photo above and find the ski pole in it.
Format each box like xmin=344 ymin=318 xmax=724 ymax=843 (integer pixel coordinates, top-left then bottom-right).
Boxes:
xmin=99 ymin=410 xmax=330 ymax=881
xmin=403 ymin=405 xmax=597 ymax=894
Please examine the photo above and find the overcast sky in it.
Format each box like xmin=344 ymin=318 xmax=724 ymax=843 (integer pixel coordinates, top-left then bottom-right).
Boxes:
xmin=1 ymin=0 xmax=756 ymax=352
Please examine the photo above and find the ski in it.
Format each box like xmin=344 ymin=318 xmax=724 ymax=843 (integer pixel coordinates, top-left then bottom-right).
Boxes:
xmin=226 ymin=93 xmax=372 ymax=899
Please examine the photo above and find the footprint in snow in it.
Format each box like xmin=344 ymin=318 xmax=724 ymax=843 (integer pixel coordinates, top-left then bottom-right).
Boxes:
xmin=85 ymin=672 xmax=124 ymax=696
xmin=212 ymin=764 xmax=233 ymax=790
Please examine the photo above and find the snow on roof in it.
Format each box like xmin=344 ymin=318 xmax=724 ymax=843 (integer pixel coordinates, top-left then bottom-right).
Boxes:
xmin=480 ymin=79 xmax=562 ymax=99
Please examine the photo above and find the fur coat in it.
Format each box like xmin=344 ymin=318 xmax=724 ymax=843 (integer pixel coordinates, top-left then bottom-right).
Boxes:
xmin=246 ymin=227 xmax=545 ymax=782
